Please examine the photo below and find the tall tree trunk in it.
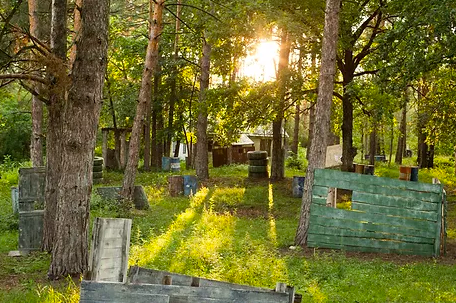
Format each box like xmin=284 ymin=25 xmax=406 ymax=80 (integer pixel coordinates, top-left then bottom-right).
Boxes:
xmin=295 ymin=0 xmax=341 ymax=246
xmin=341 ymin=77 xmax=355 ymax=172
xmin=48 ymin=0 xmax=109 ymax=279
xmin=28 ymin=0 xmax=44 ymax=167
xmin=151 ymin=72 xmax=163 ymax=168
xmin=121 ymin=0 xmax=164 ymax=200
xmin=292 ymin=103 xmax=300 ymax=155
xmin=271 ymin=28 xmax=291 ymax=180
xmin=395 ymin=97 xmax=407 ymax=164
xmin=165 ymin=0 xmax=182 ymax=159
xmin=195 ymin=39 xmax=211 ymax=180
xmin=43 ymin=0 xmax=67 ymax=253
xmin=307 ymin=49 xmax=317 ymax=160
xmin=369 ymin=123 xmax=377 ymax=166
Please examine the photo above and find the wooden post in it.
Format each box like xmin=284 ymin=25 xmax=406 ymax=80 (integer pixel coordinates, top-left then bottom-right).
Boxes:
xmin=102 ymin=130 xmax=108 ymax=169
xmin=168 ymin=176 xmax=184 ymax=196
xmin=162 ymin=275 xmax=172 ymax=285
xmin=275 ymin=282 xmax=287 ymax=293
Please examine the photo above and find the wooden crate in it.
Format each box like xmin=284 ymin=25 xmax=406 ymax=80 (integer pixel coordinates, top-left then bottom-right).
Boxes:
xmin=307 ymin=169 xmax=445 ymax=257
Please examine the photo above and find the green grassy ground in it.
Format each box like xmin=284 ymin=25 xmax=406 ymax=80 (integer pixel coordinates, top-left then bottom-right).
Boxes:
xmin=1 ymin=158 xmax=456 ymax=302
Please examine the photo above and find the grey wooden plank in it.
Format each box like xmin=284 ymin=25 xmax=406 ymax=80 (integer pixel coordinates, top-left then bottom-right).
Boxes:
xmin=128 ymin=267 xmax=273 ymax=293
xmin=309 ymin=215 xmax=436 ymax=239
xmin=351 ymin=202 xmax=438 ymax=221
xmin=80 ymin=281 xmax=289 ymax=303
xmin=351 ymin=191 xmax=439 ymax=211
xmin=310 ymin=204 xmax=436 ymax=233
xmin=308 ymin=224 xmax=434 ymax=244
xmin=314 ymin=169 xmax=443 ymax=194
xmin=80 ymin=286 xmax=169 ymax=303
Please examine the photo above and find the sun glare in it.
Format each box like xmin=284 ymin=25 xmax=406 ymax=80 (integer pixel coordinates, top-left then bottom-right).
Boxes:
xmin=240 ymin=39 xmax=279 ymax=82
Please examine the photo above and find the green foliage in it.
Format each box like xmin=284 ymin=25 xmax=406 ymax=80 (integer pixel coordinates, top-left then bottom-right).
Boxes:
xmin=285 ymin=147 xmax=307 ymax=170
xmin=0 ymin=86 xmax=32 ymax=162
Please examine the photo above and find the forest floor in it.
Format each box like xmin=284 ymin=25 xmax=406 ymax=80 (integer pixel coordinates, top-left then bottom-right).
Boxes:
xmin=1 ymin=160 xmax=456 ymax=302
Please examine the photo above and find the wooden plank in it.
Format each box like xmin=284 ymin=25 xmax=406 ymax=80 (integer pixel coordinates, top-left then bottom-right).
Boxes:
xmin=308 ymin=224 xmax=434 ymax=244
xmin=88 ymin=218 xmax=132 ymax=283
xmin=434 ymin=190 xmax=444 ymax=257
xmin=307 ymin=241 xmax=434 ymax=256
xmin=128 ymin=267 xmax=273 ymax=293
xmin=307 ymin=234 xmax=434 ymax=255
xmin=351 ymin=202 xmax=438 ymax=221
xmin=309 ymin=215 xmax=436 ymax=239
xmin=310 ymin=204 xmax=436 ymax=233
xmin=80 ymin=284 xmax=169 ymax=303
xmin=80 ymin=281 xmax=289 ymax=303
xmin=351 ymin=191 xmax=439 ymax=212
xmin=312 ymin=196 xmax=327 ymax=205
xmin=313 ymin=175 xmax=441 ymax=203
xmin=314 ymin=169 xmax=442 ymax=194
xmin=312 ymin=186 xmax=329 ymax=197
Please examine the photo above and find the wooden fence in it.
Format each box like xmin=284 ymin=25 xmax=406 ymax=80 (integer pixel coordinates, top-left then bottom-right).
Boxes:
xmin=307 ymin=169 xmax=446 ymax=257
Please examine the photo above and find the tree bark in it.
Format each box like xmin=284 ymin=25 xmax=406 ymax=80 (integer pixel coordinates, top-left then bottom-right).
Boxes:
xmin=43 ymin=0 xmax=68 ymax=253
xmin=121 ymin=0 xmax=164 ymax=200
xmin=28 ymin=0 xmax=44 ymax=167
xmin=341 ymin=77 xmax=355 ymax=172
xmin=165 ymin=0 xmax=182 ymax=159
xmin=195 ymin=39 xmax=211 ymax=180
xmin=395 ymin=97 xmax=407 ymax=164
xmin=48 ymin=0 xmax=109 ymax=279
xmin=271 ymin=28 xmax=291 ymax=180
xmin=369 ymin=123 xmax=377 ymax=166
xmin=292 ymin=103 xmax=300 ymax=155
xmin=295 ymin=0 xmax=341 ymax=246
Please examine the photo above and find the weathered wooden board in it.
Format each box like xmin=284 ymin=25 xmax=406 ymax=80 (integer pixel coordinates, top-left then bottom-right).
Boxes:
xmin=18 ymin=210 xmax=44 ymax=252
xmin=351 ymin=191 xmax=439 ymax=211
xmin=79 ymin=281 xmax=289 ymax=303
xmin=308 ymin=169 xmax=444 ymax=257
xmin=88 ymin=218 xmax=132 ymax=283
xmin=310 ymin=204 xmax=436 ymax=233
xmin=18 ymin=167 xmax=46 ymax=211
xmin=128 ymin=266 xmax=272 ymax=292
xmin=314 ymin=169 xmax=442 ymax=194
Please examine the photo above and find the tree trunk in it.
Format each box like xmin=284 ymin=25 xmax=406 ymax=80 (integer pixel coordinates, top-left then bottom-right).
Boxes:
xmin=165 ymin=1 xmax=181 ymax=159
xmin=48 ymin=0 xmax=109 ymax=279
xmin=295 ymin=0 xmax=341 ymax=246
xmin=369 ymin=124 xmax=376 ymax=166
xmin=271 ymin=28 xmax=291 ymax=181
xmin=195 ymin=39 xmax=211 ymax=180
xmin=28 ymin=0 xmax=44 ymax=167
xmin=43 ymin=0 xmax=68 ymax=253
xmin=341 ymin=83 xmax=355 ymax=172
xmin=395 ymin=99 xmax=407 ymax=164
xmin=307 ymin=49 xmax=317 ymax=160
xmin=292 ymin=103 xmax=300 ymax=155
xmin=121 ymin=0 xmax=164 ymax=200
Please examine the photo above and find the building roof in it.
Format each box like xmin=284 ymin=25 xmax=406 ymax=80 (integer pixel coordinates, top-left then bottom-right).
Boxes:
xmin=232 ymin=134 xmax=254 ymax=146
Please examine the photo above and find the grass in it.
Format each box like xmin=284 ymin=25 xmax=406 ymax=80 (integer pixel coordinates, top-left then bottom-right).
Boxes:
xmin=1 ymin=156 xmax=456 ymax=302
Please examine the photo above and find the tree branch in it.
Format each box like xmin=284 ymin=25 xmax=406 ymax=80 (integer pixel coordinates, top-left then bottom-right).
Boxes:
xmin=165 ymin=3 xmax=221 ymax=22
xmin=353 ymin=69 xmax=379 ymax=77
xmin=0 ymin=73 xmax=49 ymax=85
xmin=19 ymin=81 xmax=50 ymax=105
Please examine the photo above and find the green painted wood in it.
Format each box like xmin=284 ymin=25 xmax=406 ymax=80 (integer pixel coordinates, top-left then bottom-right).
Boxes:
xmin=351 ymin=191 xmax=439 ymax=212
xmin=312 ymin=196 xmax=327 ymax=205
xmin=310 ymin=204 xmax=436 ymax=233
xmin=434 ymin=192 xmax=444 ymax=257
xmin=312 ymin=186 xmax=329 ymax=197
xmin=309 ymin=215 xmax=436 ymax=239
xmin=313 ymin=176 xmax=441 ymax=203
xmin=308 ymin=224 xmax=434 ymax=244
xmin=307 ymin=234 xmax=434 ymax=255
xmin=314 ymin=169 xmax=442 ymax=194
xmin=351 ymin=202 xmax=438 ymax=221
xmin=307 ymin=241 xmax=434 ymax=256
